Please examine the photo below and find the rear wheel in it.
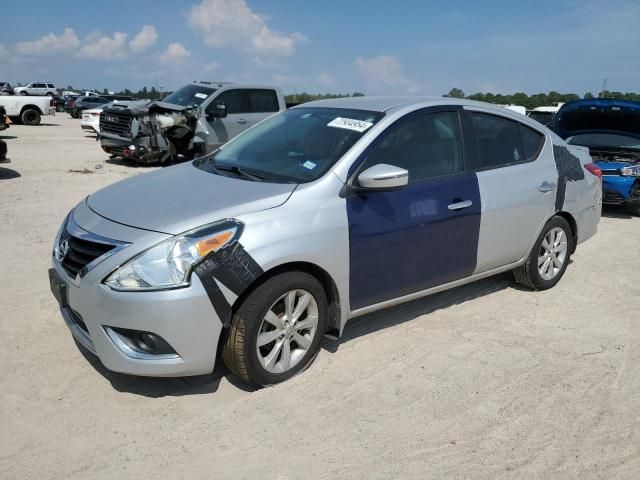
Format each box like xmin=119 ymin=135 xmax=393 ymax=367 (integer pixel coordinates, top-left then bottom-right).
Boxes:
xmin=20 ymin=108 xmax=41 ymax=125
xmin=513 ymin=216 xmax=572 ymax=290
xmin=222 ymin=271 xmax=327 ymax=387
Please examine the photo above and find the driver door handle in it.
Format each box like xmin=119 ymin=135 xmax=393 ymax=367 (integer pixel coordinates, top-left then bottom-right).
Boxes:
xmin=448 ymin=200 xmax=473 ymax=210
xmin=538 ymin=181 xmax=556 ymax=193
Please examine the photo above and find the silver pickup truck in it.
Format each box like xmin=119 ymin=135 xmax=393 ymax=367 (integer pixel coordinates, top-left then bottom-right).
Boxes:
xmin=99 ymin=81 xmax=286 ymax=164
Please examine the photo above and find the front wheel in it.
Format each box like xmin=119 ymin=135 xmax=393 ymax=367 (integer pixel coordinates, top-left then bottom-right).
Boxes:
xmin=222 ymin=271 xmax=328 ymax=387
xmin=513 ymin=216 xmax=572 ymax=290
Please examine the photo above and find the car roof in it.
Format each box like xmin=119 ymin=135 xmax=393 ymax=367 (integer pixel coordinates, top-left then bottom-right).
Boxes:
xmin=295 ymin=96 xmax=535 ymax=116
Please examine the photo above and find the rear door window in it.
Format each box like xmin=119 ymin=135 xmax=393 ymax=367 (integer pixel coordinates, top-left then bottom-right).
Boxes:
xmin=469 ymin=112 xmax=543 ymax=169
xmin=520 ymin=125 xmax=545 ymax=159
xmin=249 ymin=89 xmax=279 ymax=113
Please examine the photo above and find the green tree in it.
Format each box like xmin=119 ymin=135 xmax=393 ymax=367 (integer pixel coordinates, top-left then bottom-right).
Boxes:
xmin=445 ymin=88 xmax=465 ymax=98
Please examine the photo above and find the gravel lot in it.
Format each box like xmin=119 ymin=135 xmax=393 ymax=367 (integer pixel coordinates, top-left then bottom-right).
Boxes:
xmin=1 ymin=115 xmax=639 ymax=479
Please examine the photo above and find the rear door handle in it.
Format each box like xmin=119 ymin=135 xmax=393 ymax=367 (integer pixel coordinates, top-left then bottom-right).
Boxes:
xmin=237 ymin=119 xmax=247 ymax=124
xmin=448 ymin=200 xmax=473 ymax=210
xmin=538 ymin=181 xmax=556 ymax=193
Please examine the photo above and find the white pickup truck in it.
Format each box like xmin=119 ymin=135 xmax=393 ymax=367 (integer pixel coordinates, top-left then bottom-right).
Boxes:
xmin=0 ymin=96 xmax=55 ymax=125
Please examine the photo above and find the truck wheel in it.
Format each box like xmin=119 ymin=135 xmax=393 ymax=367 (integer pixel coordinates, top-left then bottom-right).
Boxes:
xmin=222 ymin=271 xmax=328 ymax=387
xmin=20 ymin=108 xmax=41 ymax=126
xmin=19 ymin=91 xmax=28 ymax=96
xmin=513 ymin=216 xmax=572 ymax=290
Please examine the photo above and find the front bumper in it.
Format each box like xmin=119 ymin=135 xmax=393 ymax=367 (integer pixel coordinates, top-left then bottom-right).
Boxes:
xmin=602 ymin=176 xmax=640 ymax=206
xmin=51 ymin=206 xmax=223 ymax=377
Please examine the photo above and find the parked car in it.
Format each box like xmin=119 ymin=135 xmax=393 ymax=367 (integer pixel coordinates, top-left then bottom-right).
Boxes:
xmin=66 ymin=96 xmax=110 ymax=118
xmin=0 ymin=106 xmax=9 ymax=164
xmin=49 ymin=97 xmax=601 ymax=386
xmin=556 ymin=98 xmax=640 ymax=213
xmin=0 ymin=95 xmax=55 ymax=125
xmin=13 ymin=82 xmax=57 ymax=96
xmin=80 ymin=106 xmax=105 ymax=134
xmin=0 ymin=105 xmax=9 ymax=132
xmin=528 ymin=104 xmax=564 ymax=129
xmin=0 ymin=82 xmax=14 ymax=95
xmin=99 ymin=81 xmax=286 ymax=164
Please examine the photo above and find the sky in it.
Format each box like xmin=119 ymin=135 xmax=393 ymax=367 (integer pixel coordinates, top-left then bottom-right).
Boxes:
xmin=1 ymin=0 xmax=639 ymax=96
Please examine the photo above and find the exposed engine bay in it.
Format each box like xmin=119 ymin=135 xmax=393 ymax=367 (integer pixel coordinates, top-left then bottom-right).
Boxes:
xmin=99 ymin=101 xmax=206 ymax=164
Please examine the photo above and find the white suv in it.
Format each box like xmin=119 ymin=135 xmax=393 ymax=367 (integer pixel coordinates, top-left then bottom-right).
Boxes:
xmin=13 ymin=83 xmax=57 ymax=96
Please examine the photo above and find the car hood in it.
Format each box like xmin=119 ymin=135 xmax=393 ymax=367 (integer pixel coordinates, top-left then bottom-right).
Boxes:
xmin=87 ymin=162 xmax=297 ymax=235
xmin=555 ymin=99 xmax=640 ymax=140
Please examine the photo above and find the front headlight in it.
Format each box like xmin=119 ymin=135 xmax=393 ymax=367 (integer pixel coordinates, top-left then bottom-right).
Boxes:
xmin=620 ymin=165 xmax=640 ymax=176
xmin=104 ymin=220 xmax=242 ymax=291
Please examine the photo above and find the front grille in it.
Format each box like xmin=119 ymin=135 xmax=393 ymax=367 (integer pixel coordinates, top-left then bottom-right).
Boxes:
xmin=59 ymin=234 xmax=115 ymax=278
xmin=100 ymin=110 xmax=132 ymax=138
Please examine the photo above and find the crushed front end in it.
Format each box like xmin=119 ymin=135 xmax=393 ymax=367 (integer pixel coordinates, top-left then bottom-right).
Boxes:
xmin=99 ymin=101 xmax=202 ymax=164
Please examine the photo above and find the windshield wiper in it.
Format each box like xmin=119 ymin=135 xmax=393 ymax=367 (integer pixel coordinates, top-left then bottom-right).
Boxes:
xmin=213 ymin=163 xmax=265 ymax=181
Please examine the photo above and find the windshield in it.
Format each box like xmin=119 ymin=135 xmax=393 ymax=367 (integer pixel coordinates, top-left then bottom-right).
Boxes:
xmin=566 ymin=133 xmax=640 ymax=151
xmin=162 ymin=84 xmax=217 ymax=107
xmin=194 ymin=107 xmax=384 ymax=183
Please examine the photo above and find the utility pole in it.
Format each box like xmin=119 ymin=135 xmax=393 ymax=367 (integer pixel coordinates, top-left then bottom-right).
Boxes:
xmin=599 ymin=78 xmax=608 ymax=98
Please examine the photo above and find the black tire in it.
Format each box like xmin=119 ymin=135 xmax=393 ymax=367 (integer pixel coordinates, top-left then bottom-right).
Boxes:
xmin=513 ymin=216 xmax=573 ymax=290
xmin=56 ymin=104 xmax=64 ymax=112
xmin=19 ymin=91 xmax=28 ymax=96
xmin=222 ymin=271 xmax=328 ymax=387
xmin=20 ymin=108 xmax=41 ymax=126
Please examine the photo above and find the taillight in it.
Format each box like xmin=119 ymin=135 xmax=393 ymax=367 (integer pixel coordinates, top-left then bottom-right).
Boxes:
xmin=584 ymin=163 xmax=602 ymax=179
xmin=50 ymin=99 xmax=55 ymax=107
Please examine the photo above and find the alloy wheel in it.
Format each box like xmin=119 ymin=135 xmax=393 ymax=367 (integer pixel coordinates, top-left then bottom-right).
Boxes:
xmin=538 ymin=227 xmax=568 ymax=281
xmin=256 ymin=289 xmax=319 ymax=374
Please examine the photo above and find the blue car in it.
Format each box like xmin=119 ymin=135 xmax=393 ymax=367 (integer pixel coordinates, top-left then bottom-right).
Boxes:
xmin=556 ymin=99 xmax=640 ymax=213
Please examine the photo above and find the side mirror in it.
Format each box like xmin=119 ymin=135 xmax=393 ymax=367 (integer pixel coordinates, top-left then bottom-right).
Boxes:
xmin=355 ymin=164 xmax=409 ymax=191
xmin=207 ymin=103 xmax=227 ymax=120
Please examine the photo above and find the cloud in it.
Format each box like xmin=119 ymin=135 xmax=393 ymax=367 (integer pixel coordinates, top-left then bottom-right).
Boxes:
xmin=188 ymin=0 xmax=308 ymax=56
xmin=15 ymin=28 xmax=79 ymax=55
xmin=203 ymin=61 xmax=221 ymax=72
xmin=129 ymin=25 xmax=158 ymax=52
xmin=317 ymin=72 xmax=334 ymax=87
xmin=77 ymin=32 xmax=128 ymax=60
xmin=159 ymin=42 xmax=191 ymax=65
xmin=355 ymin=55 xmax=420 ymax=93
xmin=0 ymin=43 xmax=9 ymax=59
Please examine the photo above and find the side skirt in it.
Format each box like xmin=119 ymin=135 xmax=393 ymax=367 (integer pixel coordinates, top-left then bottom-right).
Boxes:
xmin=347 ymin=259 xmax=525 ymax=320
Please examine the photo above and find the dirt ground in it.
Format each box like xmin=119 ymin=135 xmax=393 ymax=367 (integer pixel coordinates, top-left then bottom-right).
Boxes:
xmin=1 ymin=115 xmax=639 ymax=480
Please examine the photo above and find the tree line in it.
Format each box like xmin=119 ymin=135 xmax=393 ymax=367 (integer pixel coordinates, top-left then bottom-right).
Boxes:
xmin=444 ymin=88 xmax=640 ymax=109
xmin=44 ymin=82 xmax=640 ymax=106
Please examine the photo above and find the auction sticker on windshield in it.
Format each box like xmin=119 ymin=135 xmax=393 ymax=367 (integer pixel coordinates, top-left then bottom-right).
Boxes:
xmin=327 ymin=117 xmax=374 ymax=133
xmin=194 ymin=93 xmax=208 ymax=99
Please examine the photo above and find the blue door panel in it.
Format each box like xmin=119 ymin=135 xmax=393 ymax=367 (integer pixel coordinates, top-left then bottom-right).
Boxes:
xmin=347 ymin=172 xmax=481 ymax=310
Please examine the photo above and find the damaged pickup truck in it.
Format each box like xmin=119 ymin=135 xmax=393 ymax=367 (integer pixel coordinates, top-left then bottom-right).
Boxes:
xmin=99 ymin=82 xmax=286 ymax=164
